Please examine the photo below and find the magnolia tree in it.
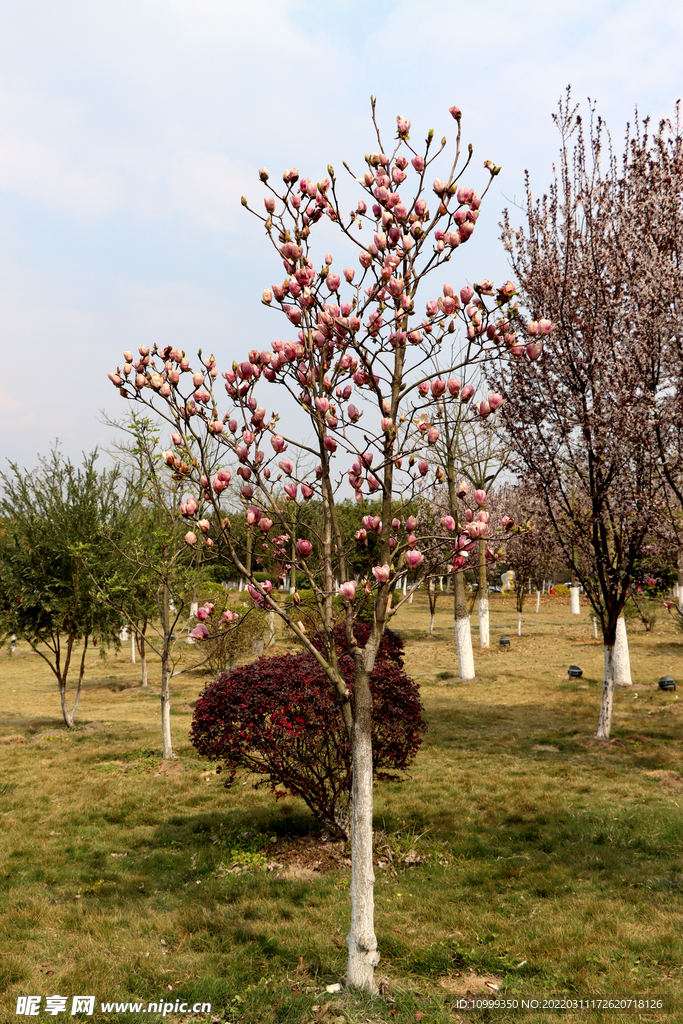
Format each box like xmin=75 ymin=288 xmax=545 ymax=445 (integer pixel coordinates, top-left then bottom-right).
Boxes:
xmin=494 ymin=91 xmax=683 ymax=739
xmin=107 ymin=101 xmax=548 ymax=991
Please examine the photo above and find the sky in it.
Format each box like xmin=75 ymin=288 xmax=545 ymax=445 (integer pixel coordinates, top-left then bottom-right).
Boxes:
xmin=1 ymin=0 xmax=682 ymax=470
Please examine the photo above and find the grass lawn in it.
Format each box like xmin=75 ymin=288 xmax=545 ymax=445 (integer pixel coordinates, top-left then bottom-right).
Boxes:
xmin=1 ymin=591 xmax=681 ymax=1024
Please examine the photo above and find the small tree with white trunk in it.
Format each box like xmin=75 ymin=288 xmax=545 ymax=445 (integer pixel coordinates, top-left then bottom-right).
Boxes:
xmin=107 ymin=101 xmax=549 ymax=991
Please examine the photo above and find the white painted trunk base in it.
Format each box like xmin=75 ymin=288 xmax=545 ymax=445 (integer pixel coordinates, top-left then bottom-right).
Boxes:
xmin=131 ymin=634 xmax=136 ymax=664
xmin=614 ymin=615 xmax=632 ymax=686
xmin=535 ymin=590 xmax=540 ymax=613
xmin=478 ymin=597 xmax=490 ymax=649
xmin=455 ymin=616 xmax=475 ymax=680
xmin=593 ymin=617 xmax=598 ymax=639
xmin=570 ymin=586 xmax=580 ymax=614
xmin=517 ymin=612 xmax=522 ymax=636
xmin=429 ymin=613 xmax=435 ymax=635
xmin=597 ymin=644 xmax=616 ymax=738
xmin=346 ymin=715 xmax=379 ymax=990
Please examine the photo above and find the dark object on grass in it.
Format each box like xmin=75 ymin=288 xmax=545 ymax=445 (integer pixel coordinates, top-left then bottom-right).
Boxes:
xmin=659 ymin=676 xmax=676 ymax=691
xmin=190 ymin=625 xmax=426 ymax=839
xmin=499 ymin=636 xmax=510 ymax=648
xmin=568 ymin=665 xmax=583 ymax=679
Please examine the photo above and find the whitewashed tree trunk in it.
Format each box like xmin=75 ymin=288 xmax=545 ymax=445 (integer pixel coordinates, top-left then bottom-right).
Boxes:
xmin=160 ymin=659 xmax=173 ymax=759
xmin=535 ymin=590 xmax=541 ymax=613
xmin=517 ymin=611 xmax=522 ymax=636
xmin=454 ymin=572 xmax=475 ymax=680
xmin=130 ymin=633 xmax=136 ymax=663
xmin=597 ymin=644 xmax=616 ymax=738
xmin=140 ymin=651 xmax=148 ymax=687
xmin=439 ymin=576 xmax=443 ymax=591
xmin=446 ymin=575 xmax=451 ymax=594
xmin=478 ymin=596 xmax=490 ymax=648
xmin=402 ymin=574 xmax=407 ymax=595
xmin=268 ymin=610 xmax=276 ymax=647
xmin=571 ymin=585 xmax=580 ymax=614
xmin=613 ymin=614 xmax=632 ymax=686
xmin=429 ymin=612 xmax=435 ymax=634
xmin=346 ymin=677 xmax=379 ymax=991
xmin=593 ymin=617 xmax=598 ymax=639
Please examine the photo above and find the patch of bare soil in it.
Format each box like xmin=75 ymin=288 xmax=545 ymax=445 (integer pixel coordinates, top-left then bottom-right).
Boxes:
xmin=645 ymin=769 xmax=683 ymax=791
xmin=266 ymin=835 xmax=348 ymax=875
xmin=0 ymin=734 xmax=27 ymax=744
xmin=438 ymin=970 xmax=504 ymax=997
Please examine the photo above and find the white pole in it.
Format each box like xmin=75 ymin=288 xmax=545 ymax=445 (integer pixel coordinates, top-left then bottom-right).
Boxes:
xmin=131 ymin=633 xmax=136 ymax=664
xmin=571 ymin=585 xmax=580 ymax=614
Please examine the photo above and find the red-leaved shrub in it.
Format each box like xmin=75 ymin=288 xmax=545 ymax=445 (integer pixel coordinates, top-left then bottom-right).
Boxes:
xmin=190 ymin=628 xmax=425 ymax=838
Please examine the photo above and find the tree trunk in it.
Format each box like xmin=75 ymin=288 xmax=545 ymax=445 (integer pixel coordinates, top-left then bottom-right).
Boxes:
xmin=597 ymin=643 xmax=616 ymax=738
xmin=614 ymin=614 xmax=632 ymax=686
xmin=477 ymin=538 xmax=489 ymax=648
xmin=130 ymin=632 xmax=136 ymax=663
xmin=535 ymin=589 xmax=541 ymax=613
xmin=454 ymin=572 xmax=475 ymax=680
xmin=160 ymin=657 xmax=173 ymax=759
xmin=517 ymin=611 xmax=522 ymax=636
xmin=138 ymin=622 xmax=148 ymax=687
xmin=346 ymin=670 xmax=379 ymax=991
xmin=160 ymin=571 xmax=173 ymax=759
xmin=571 ymin=584 xmax=580 ymax=614
xmin=678 ymin=551 xmax=683 ymax=611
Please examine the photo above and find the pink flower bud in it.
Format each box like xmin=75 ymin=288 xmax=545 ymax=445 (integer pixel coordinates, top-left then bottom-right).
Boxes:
xmin=526 ymin=342 xmax=543 ymax=361
xmin=488 ymin=392 xmax=503 ymax=410
xmin=278 ymin=459 xmax=293 ymax=475
xmin=460 ymin=384 xmax=475 ymax=402
xmin=411 ymin=155 xmax=425 ymax=172
xmin=284 ymin=483 xmax=297 ymax=500
xmin=297 ymin=538 xmax=312 ymax=558
xmin=108 ymin=372 xmax=122 ymax=386
xmin=477 ymin=400 xmax=491 ymax=418
xmin=392 ymin=518 xmax=400 ymax=529
xmin=465 ymin=508 xmax=473 ymax=523
xmin=460 ymin=285 xmax=474 ymax=304
xmin=447 ymin=378 xmax=461 ymax=396
xmin=340 ymin=581 xmax=356 ymax=601
xmin=474 ymin=488 xmax=486 ymax=505
xmin=528 ymin=321 xmax=539 ymax=336
xmin=404 ymin=550 xmax=424 ymax=570
xmin=449 ymin=105 xmax=462 ymax=120
xmin=433 ymin=178 xmax=447 ymax=195
xmin=372 ymin=564 xmax=391 ymax=583
xmin=326 ymin=272 xmax=340 ymax=292
xmin=430 ymin=378 xmax=447 ymax=398
xmin=324 ymin=436 xmax=337 ymax=453
xmin=457 ymin=479 xmax=468 ymax=498
xmin=407 ymin=534 xmax=418 ymax=548
xmin=441 ymin=515 xmax=456 ymax=532
xmin=418 ymin=460 xmax=429 ymax=476
xmin=406 ymin=515 xmax=418 ymax=532
xmin=185 ymin=531 xmax=197 ymax=546
xmin=301 ymin=482 xmax=314 ymax=500
xmin=427 ymin=427 xmax=440 ymax=445
xmin=190 ymin=623 xmax=209 ymax=639
xmin=262 ymin=289 xmax=273 ymax=304
xmin=259 ymin=516 xmax=273 ymax=533
xmin=197 ymin=519 xmax=210 ymax=534
xmin=538 ymin=318 xmax=552 ymax=335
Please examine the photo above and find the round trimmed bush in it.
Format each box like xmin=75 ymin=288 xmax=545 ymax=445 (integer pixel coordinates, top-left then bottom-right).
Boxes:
xmin=190 ymin=627 xmax=425 ymax=838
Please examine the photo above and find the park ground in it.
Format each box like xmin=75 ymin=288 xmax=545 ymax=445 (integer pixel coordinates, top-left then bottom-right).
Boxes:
xmin=0 ymin=592 xmax=682 ymax=1024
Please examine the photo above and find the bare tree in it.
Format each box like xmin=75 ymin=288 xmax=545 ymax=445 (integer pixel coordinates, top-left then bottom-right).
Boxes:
xmin=495 ymin=90 xmax=683 ymax=739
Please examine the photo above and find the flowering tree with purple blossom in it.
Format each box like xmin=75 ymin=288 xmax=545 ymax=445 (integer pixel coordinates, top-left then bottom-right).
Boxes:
xmin=107 ymin=100 xmax=549 ymax=991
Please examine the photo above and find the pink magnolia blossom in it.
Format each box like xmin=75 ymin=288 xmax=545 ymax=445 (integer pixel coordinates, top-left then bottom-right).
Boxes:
xmin=441 ymin=515 xmax=456 ymax=532
xmin=372 ymin=564 xmax=391 ymax=583
xmin=284 ymin=483 xmax=297 ymax=500
xmin=190 ymin=623 xmax=209 ymax=639
xmin=418 ymin=460 xmax=429 ymax=476
xmin=222 ymin=609 xmax=239 ymax=624
xmin=460 ymin=384 xmax=475 ymax=402
xmin=197 ymin=519 xmax=210 ymax=534
xmin=297 ymin=538 xmax=312 ymax=557
xmin=278 ymin=459 xmax=294 ymax=475
xmin=185 ymin=531 xmax=197 ymax=546
xmin=404 ymin=550 xmax=424 ymax=570
xmin=474 ymin=488 xmax=486 ymax=505
xmin=340 ymin=581 xmax=357 ymax=600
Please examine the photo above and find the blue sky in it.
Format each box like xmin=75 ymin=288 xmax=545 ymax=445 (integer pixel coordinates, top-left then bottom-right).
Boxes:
xmin=1 ymin=0 xmax=682 ymax=468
